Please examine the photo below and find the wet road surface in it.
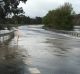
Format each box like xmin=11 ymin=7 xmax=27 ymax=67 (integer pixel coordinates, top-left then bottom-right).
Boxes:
xmin=0 ymin=25 xmax=80 ymax=74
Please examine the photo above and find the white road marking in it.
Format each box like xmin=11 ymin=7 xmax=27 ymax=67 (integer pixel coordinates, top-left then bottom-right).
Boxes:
xmin=29 ymin=68 xmax=40 ymax=74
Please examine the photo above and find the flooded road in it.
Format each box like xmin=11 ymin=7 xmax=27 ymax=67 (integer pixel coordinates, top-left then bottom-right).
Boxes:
xmin=0 ymin=25 xmax=80 ymax=74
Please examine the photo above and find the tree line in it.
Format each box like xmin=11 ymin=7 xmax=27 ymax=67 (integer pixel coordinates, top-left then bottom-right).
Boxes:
xmin=6 ymin=15 xmax=42 ymax=25
xmin=0 ymin=15 xmax=42 ymax=30
xmin=43 ymin=3 xmax=75 ymax=30
xmin=0 ymin=0 xmax=42 ymax=30
xmin=0 ymin=1 xmax=77 ymax=31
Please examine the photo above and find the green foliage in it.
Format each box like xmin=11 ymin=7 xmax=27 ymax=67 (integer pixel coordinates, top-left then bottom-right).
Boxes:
xmin=30 ymin=17 xmax=42 ymax=24
xmin=5 ymin=15 xmax=42 ymax=25
xmin=0 ymin=0 xmax=27 ymax=18
xmin=43 ymin=3 xmax=74 ymax=30
xmin=0 ymin=0 xmax=27 ymax=30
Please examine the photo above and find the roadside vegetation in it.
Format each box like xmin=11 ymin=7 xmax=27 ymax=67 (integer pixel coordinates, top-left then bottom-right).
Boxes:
xmin=6 ymin=15 xmax=42 ymax=25
xmin=0 ymin=0 xmax=27 ymax=30
xmin=43 ymin=3 xmax=75 ymax=30
xmin=0 ymin=0 xmax=42 ymax=30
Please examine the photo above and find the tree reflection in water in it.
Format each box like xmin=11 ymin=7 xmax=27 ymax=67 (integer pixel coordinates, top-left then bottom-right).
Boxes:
xmin=0 ymin=40 xmax=30 ymax=74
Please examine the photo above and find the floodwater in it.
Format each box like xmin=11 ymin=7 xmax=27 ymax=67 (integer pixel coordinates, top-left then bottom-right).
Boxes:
xmin=0 ymin=25 xmax=80 ymax=74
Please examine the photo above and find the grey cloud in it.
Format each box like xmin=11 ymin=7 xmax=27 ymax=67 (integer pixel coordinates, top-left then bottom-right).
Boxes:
xmin=19 ymin=0 xmax=80 ymax=17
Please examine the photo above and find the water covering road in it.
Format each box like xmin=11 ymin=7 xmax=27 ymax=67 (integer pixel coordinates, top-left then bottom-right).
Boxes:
xmin=0 ymin=25 xmax=80 ymax=74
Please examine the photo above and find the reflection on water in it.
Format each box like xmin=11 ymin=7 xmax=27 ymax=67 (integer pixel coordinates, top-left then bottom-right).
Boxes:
xmin=45 ymin=37 xmax=80 ymax=57
xmin=1 ymin=25 xmax=80 ymax=74
xmin=0 ymin=39 xmax=30 ymax=74
xmin=18 ymin=26 xmax=80 ymax=74
xmin=44 ymin=38 xmax=70 ymax=56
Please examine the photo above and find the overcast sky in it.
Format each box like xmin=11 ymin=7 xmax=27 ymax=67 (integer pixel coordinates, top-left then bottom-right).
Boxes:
xmin=19 ymin=0 xmax=80 ymax=18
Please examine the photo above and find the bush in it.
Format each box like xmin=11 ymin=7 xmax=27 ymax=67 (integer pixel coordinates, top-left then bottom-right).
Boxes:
xmin=43 ymin=3 xmax=75 ymax=30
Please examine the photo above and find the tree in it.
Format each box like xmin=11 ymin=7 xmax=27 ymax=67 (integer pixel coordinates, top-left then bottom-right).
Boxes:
xmin=43 ymin=3 xmax=74 ymax=30
xmin=5 ymin=15 xmax=42 ymax=25
xmin=0 ymin=0 xmax=27 ymax=18
xmin=0 ymin=0 xmax=27 ymax=29
xmin=12 ymin=15 xmax=31 ymax=24
xmin=35 ymin=17 xmax=42 ymax=24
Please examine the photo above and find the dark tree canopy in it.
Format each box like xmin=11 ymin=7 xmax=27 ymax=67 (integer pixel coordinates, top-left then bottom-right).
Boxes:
xmin=0 ymin=0 xmax=27 ymax=30
xmin=43 ymin=3 xmax=74 ymax=30
xmin=0 ymin=0 xmax=27 ymax=19
xmin=6 ymin=15 xmax=42 ymax=25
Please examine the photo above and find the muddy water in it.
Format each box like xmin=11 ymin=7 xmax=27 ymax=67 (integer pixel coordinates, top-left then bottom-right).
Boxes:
xmin=0 ymin=36 xmax=30 ymax=74
xmin=0 ymin=25 xmax=80 ymax=74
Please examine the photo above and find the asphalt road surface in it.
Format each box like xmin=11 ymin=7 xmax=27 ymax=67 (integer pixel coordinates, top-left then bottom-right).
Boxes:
xmin=0 ymin=25 xmax=80 ymax=74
